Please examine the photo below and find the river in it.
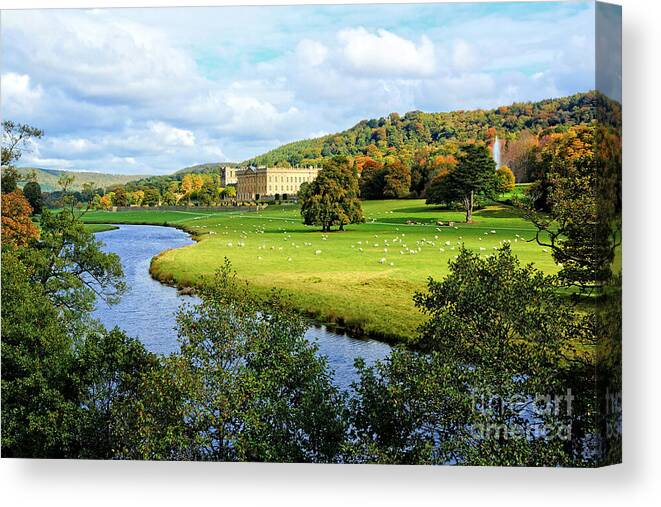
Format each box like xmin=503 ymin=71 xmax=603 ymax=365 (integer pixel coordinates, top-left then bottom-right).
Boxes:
xmin=92 ymin=225 xmax=392 ymax=390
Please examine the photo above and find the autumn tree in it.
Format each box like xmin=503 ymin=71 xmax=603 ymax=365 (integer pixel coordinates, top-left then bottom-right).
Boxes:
xmin=132 ymin=190 xmax=145 ymax=206
xmin=411 ymin=151 xmax=457 ymax=198
xmin=1 ymin=190 xmax=40 ymax=248
xmin=502 ymin=130 xmax=540 ymax=182
xmin=300 ymin=156 xmax=364 ymax=232
xmin=426 ymin=142 xmax=496 ymax=223
xmin=181 ymin=174 xmax=194 ymax=197
xmin=382 ymin=158 xmax=411 ymax=198
xmin=523 ymin=125 xmax=620 ymax=290
xmin=99 ymin=194 xmax=113 ymax=210
xmin=112 ymin=187 xmax=129 ymax=207
xmin=358 ymin=158 xmax=385 ymax=199
xmin=495 ymin=165 xmax=516 ymax=193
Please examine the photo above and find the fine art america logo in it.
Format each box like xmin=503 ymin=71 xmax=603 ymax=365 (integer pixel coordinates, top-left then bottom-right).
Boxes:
xmin=471 ymin=390 xmax=577 ymax=441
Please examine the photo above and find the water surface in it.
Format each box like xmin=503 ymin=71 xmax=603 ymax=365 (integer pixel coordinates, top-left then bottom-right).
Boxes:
xmin=92 ymin=225 xmax=391 ymax=390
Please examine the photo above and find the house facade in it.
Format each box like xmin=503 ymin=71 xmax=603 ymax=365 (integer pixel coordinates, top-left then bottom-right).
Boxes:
xmin=236 ymin=166 xmax=320 ymax=201
xmin=219 ymin=166 xmax=238 ymax=186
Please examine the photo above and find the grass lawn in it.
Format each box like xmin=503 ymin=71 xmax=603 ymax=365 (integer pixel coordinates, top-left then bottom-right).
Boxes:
xmin=84 ymin=223 xmax=119 ymax=233
xmin=81 ymin=200 xmax=558 ymax=344
xmin=496 ymin=182 xmax=532 ymax=203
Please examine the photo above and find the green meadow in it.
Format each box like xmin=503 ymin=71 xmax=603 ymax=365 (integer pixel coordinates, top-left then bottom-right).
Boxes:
xmin=81 ymin=198 xmax=557 ymax=343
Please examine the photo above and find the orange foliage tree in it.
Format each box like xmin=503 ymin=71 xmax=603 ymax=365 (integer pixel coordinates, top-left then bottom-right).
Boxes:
xmin=1 ymin=190 xmax=40 ymax=248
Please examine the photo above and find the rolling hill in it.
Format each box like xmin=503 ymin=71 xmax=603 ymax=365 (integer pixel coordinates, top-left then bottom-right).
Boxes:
xmin=244 ymin=91 xmax=621 ymax=167
xmin=15 ymin=167 xmax=147 ymax=192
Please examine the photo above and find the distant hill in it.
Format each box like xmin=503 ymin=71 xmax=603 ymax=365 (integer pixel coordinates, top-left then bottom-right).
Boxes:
xmin=14 ymin=167 xmax=147 ymax=192
xmin=245 ymin=91 xmax=621 ymax=167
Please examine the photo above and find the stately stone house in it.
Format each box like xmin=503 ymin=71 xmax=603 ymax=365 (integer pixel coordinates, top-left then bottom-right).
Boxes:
xmin=219 ymin=166 xmax=238 ymax=186
xmin=236 ymin=166 xmax=320 ymax=201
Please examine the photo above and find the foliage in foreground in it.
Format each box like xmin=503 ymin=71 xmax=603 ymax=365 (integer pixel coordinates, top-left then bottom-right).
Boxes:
xmin=1 ymin=212 xmax=147 ymax=458
xmin=2 ymin=211 xmax=614 ymax=465
xmin=349 ymin=247 xmax=596 ymax=465
xmin=113 ymin=262 xmax=347 ymax=462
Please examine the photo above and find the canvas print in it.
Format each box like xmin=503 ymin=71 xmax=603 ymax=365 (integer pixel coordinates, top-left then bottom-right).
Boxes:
xmin=1 ymin=1 xmax=621 ymax=466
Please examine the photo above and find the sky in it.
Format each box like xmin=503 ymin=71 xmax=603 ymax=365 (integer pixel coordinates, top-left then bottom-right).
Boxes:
xmin=1 ymin=1 xmax=599 ymax=175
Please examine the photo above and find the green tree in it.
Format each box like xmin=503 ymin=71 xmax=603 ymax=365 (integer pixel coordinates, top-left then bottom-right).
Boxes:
xmin=2 ymin=120 xmax=43 ymax=193
xmin=22 ymin=180 xmax=43 ymax=214
xmin=426 ymin=142 xmax=496 ymax=222
xmin=1 ymin=166 xmax=19 ymax=194
xmin=72 ymin=327 xmax=157 ymax=458
xmin=300 ymin=156 xmax=364 ymax=232
xmin=223 ymin=185 xmax=237 ymax=199
xmin=142 ymin=188 xmax=161 ymax=207
xmin=114 ymin=262 xmax=347 ymax=462
xmin=22 ymin=209 xmax=126 ymax=317
xmin=1 ymin=120 xmax=43 ymax=167
xmin=350 ymin=246 xmax=595 ymax=466
xmin=1 ymin=249 xmax=79 ymax=457
xmin=1 ymin=212 xmax=140 ymax=458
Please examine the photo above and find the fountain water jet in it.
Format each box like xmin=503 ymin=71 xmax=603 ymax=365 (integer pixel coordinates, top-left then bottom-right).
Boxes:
xmin=492 ymin=135 xmax=502 ymax=169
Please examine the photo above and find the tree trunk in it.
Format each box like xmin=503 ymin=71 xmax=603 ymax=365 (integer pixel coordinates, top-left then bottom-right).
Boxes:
xmin=465 ymin=191 xmax=473 ymax=223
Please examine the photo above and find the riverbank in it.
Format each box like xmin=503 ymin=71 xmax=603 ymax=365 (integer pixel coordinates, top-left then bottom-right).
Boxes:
xmin=81 ymin=200 xmax=557 ymax=345
xmin=92 ymin=224 xmax=392 ymax=388
xmin=84 ymin=223 xmax=119 ymax=233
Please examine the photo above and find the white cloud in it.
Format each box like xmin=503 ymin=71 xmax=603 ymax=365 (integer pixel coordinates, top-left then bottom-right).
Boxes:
xmin=337 ymin=27 xmax=436 ymax=78
xmin=1 ymin=4 xmax=596 ymax=174
xmin=1 ymin=73 xmax=43 ymax=115
xmin=148 ymin=122 xmax=196 ymax=147
xmin=3 ymin=11 xmax=202 ymax=105
xmin=451 ymin=40 xmax=479 ymax=71
xmin=296 ymin=39 xmax=328 ymax=67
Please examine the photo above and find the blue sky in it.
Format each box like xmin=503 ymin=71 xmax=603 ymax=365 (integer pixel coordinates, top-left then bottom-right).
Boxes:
xmin=2 ymin=1 xmax=598 ymax=175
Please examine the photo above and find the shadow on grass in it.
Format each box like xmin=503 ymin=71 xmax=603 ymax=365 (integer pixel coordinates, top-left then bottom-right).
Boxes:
xmin=473 ymin=206 xmax=526 ymax=219
xmin=390 ymin=205 xmax=447 ymax=214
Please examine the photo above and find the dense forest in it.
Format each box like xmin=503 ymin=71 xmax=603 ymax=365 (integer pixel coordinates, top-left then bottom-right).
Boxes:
xmin=245 ymin=91 xmax=621 ymax=168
